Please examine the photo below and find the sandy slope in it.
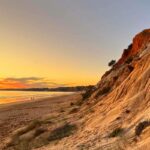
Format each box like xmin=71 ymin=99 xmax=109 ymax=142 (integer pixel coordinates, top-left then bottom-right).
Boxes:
xmin=36 ymin=40 xmax=150 ymax=150
xmin=35 ymin=30 xmax=150 ymax=150
xmin=0 ymin=94 xmax=81 ymax=150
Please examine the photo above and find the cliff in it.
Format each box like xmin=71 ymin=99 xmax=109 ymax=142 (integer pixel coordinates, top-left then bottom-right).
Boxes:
xmin=90 ymin=29 xmax=150 ymax=101
xmin=117 ymin=29 xmax=150 ymax=65
xmin=5 ymin=29 xmax=150 ymax=150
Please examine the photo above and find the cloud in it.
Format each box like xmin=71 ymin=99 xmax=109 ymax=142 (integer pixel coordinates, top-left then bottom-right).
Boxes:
xmin=5 ymin=77 xmax=43 ymax=82
xmin=0 ymin=77 xmax=70 ymax=89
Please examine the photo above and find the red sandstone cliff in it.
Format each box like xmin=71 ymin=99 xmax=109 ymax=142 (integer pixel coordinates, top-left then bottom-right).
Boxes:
xmin=117 ymin=29 xmax=150 ymax=65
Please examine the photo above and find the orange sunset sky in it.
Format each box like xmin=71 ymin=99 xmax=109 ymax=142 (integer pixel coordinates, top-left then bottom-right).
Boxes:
xmin=0 ymin=1 xmax=150 ymax=89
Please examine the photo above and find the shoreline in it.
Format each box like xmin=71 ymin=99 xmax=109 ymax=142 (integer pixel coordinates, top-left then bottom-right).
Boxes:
xmin=0 ymin=92 xmax=75 ymax=107
xmin=0 ymin=93 xmax=81 ymax=149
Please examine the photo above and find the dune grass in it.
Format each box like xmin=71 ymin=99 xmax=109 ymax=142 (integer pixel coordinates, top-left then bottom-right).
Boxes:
xmin=6 ymin=120 xmax=77 ymax=150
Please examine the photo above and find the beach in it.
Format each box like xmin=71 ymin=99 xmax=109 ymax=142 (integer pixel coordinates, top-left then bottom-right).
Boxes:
xmin=0 ymin=93 xmax=81 ymax=149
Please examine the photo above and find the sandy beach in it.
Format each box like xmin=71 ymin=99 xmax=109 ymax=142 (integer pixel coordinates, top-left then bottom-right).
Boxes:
xmin=0 ymin=93 xmax=81 ymax=149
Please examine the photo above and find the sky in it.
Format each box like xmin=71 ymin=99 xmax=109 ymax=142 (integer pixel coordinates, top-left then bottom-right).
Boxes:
xmin=0 ymin=0 xmax=150 ymax=88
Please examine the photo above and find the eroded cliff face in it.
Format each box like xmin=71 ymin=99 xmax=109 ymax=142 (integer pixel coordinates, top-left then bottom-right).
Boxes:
xmin=90 ymin=29 xmax=150 ymax=100
xmin=45 ymin=29 xmax=150 ymax=150
xmin=117 ymin=29 xmax=150 ymax=65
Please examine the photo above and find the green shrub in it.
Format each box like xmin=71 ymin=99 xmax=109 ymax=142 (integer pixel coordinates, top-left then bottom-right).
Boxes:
xmin=95 ymin=86 xmax=111 ymax=98
xmin=82 ymin=86 xmax=94 ymax=100
xmin=101 ymin=87 xmax=111 ymax=94
xmin=109 ymin=128 xmax=124 ymax=138
xmin=48 ymin=123 xmax=77 ymax=141
xmin=108 ymin=60 xmax=116 ymax=67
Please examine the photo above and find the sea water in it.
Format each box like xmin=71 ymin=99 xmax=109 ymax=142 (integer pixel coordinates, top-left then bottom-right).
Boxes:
xmin=0 ymin=91 xmax=73 ymax=104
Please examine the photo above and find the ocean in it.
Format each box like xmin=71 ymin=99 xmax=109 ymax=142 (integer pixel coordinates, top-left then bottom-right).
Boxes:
xmin=0 ymin=91 xmax=73 ymax=104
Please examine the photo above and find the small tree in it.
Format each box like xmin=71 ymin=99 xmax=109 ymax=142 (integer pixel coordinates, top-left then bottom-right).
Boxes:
xmin=108 ymin=60 xmax=116 ymax=67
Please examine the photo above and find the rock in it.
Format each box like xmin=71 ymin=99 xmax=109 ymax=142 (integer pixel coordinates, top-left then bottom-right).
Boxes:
xmin=116 ymin=29 xmax=150 ymax=66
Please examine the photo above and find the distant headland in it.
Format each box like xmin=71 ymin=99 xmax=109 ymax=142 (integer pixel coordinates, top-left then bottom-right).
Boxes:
xmin=0 ymin=85 xmax=94 ymax=92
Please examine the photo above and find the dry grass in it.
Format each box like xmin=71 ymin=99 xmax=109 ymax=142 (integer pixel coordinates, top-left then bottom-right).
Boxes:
xmin=7 ymin=120 xmax=41 ymax=147
xmin=5 ymin=121 xmax=77 ymax=150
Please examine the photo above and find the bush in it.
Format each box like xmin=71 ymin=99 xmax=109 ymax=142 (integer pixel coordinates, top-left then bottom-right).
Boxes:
xmin=95 ymin=86 xmax=111 ymax=98
xmin=48 ymin=123 xmax=77 ymax=141
xmin=101 ymin=87 xmax=111 ymax=94
xmin=82 ymin=86 xmax=94 ymax=100
xmin=135 ymin=121 xmax=150 ymax=136
xmin=108 ymin=60 xmax=116 ymax=67
xmin=109 ymin=128 xmax=124 ymax=138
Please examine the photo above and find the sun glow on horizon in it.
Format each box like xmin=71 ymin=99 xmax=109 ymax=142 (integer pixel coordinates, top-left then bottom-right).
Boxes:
xmin=0 ymin=27 xmax=104 ymax=88
xmin=1 ymin=1 xmax=150 ymax=89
